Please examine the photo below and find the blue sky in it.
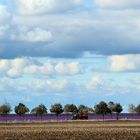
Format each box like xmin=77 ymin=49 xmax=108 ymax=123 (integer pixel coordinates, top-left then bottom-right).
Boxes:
xmin=0 ymin=0 xmax=140 ymax=112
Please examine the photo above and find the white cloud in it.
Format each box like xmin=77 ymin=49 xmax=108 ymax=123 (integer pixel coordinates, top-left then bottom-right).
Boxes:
xmin=7 ymin=58 xmax=28 ymax=78
xmin=32 ymin=79 xmax=68 ymax=90
xmin=108 ymin=54 xmax=140 ymax=72
xmin=93 ymin=0 xmax=140 ymax=9
xmin=0 ymin=5 xmax=10 ymax=24
xmin=67 ymin=62 xmax=80 ymax=74
xmin=24 ymin=62 xmax=54 ymax=75
xmin=25 ymin=61 xmax=80 ymax=75
xmin=86 ymin=76 xmax=106 ymax=90
xmin=0 ymin=57 xmax=36 ymax=78
xmin=0 ymin=58 xmax=80 ymax=78
xmin=0 ymin=59 xmax=10 ymax=72
xmin=55 ymin=62 xmax=80 ymax=75
xmin=86 ymin=76 xmax=116 ymax=96
xmin=9 ymin=0 xmax=83 ymax=15
xmin=11 ymin=27 xmax=53 ymax=42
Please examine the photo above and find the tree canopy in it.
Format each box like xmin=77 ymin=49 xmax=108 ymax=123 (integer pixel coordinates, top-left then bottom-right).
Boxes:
xmin=128 ymin=104 xmax=136 ymax=113
xmin=114 ymin=103 xmax=123 ymax=114
xmin=0 ymin=103 xmax=11 ymax=115
xmin=135 ymin=104 xmax=140 ymax=113
xmin=50 ymin=103 xmax=63 ymax=115
xmin=64 ymin=104 xmax=78 ymax=113
xmin=94 ymin=101 xmax=110 ymax=115
xmin=31 ymin=104 xmax=47 ymax=115
xmin=15 ymin=103 xmax=29 ymax=115
xmin=78 ymin=105 xmax=94 ymax=114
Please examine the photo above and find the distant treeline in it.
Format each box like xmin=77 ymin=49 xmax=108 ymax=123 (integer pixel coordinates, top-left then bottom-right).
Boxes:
xmin=0 ymin=101 xmax=140 ymax=117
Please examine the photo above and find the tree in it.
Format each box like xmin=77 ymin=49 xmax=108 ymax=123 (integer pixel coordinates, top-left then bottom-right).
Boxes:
xmin=128 ymin=104 xmax=136 ymax=113
xmin=114 ymin=103 xmax=123 ymax=120
xmin=135 ymin=104 xmax=140 ymax=113
xmin=64 ymin=104 xmax=78 ymax=113
xmin=94 ymin=101 xmax=110 ymax=120
xmin=15 ymin=103 xmax=29 ymax=115
xmin=50 ymin=103 xmax=63 ymax=119
xmin=88 ymin=107 xmax=94 ymax=113
xmin=108 ymin=101 xmax=115 ymax=114
xmin=31 ymin=107 xmax=38 ymax=114
xmin=0 ymin=103 xmax=11 ymax=115
xmin=31 ymin=104 xmax=47 ymax=116
xmin=108 ymin=101 xmax=116 ymax=118
xmin=78 ymin=105 xmax=88 ymax=114
xmin=78 ymin=105 xmax=94 ymax=114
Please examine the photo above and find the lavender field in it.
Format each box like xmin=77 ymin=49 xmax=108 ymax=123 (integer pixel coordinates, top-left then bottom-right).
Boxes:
xmin=0 ymin=113 xmax=140 ymax=122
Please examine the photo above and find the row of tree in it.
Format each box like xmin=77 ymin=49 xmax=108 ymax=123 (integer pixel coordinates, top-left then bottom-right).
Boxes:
xmin=128 ymin=104 xmax=140 ymax=113
xmin=0 ymin=101 xmax=140 ymax=117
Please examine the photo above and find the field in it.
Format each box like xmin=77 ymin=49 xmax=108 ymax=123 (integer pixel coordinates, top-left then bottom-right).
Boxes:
xmin=0 ymin=120 xmax=140 ymax=140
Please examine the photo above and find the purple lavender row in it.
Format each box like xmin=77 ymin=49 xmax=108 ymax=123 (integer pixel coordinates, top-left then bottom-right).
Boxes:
xmin=0 ymin=114 xmax=72 ymax=121
xmin=0 ymin=114 xmax=140 ymax=121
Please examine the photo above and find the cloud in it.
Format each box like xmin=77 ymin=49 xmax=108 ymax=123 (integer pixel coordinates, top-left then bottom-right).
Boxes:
xmin=24 ymin=62 xmax=54 ymax=75
xmin=85 ymin=76 xmax=121 ymax=97
xmin=31 ymin=79 xmax=68 ymax=90
xmin=55 ymin=62 xmax=80 ymax=75
xmin=86 ymin=76 xmax=109 ymax=90
xmin=108 ymin=54 xmax=140 ymax=72
xmin=0 ymin=25 xmax=9 ymax=39
xmin=93 ymin=0 xmax=140 ymax=9
xmin=130 ymin=78 xmax=140 ymax=92
xmin=5 ymin=11 xmax=139 ymax=58
xmin=0 ymin=5 xmax=11 ymax=24
xmin=8 ymin=0 xmax=83 ymax=15
xmin=11 ymin=27 xmax=53 ymax=42
xmin=0 ymin=78 xmax=69 ymax=102
xmin=0 ymin=1 xmax=140 ymax=59
xmin=0 ymin=57 xmax=80 ymax=78
xmin=7 ymin=58 xmax=29 ymax=78
xmin=0 ymin=59 xmax=10 ymax=71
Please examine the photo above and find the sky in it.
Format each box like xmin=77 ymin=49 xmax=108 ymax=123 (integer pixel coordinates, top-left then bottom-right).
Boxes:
xmin=0 ymin=0 xmax=140 ymax=112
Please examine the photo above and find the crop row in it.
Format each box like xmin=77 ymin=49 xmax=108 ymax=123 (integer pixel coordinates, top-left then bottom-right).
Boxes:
xmin=0 ymin=113 xmax=140 ymax=121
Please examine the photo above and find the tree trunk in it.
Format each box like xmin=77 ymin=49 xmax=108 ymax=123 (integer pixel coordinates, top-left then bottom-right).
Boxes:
xmin=116 ymin=113 xmax=119 ymax=120
xmin=103 ymin=113 xmax=105 ymax=121
xmin=57 ymin=114 xmax=58 ymax=121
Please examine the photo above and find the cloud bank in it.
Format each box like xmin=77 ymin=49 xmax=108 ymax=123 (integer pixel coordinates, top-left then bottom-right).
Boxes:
xmin=7 ymin=0 xmax=83 ymax=15
xmin=0 ymin=1 xmax=139 ymax=58
xmin=0 ymin=58 xmax=80 ymax=78
xmin=94 ymin=0 xmax=140 ymax=9
xmin=108 ymin=54 xmax=140 ymax=72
